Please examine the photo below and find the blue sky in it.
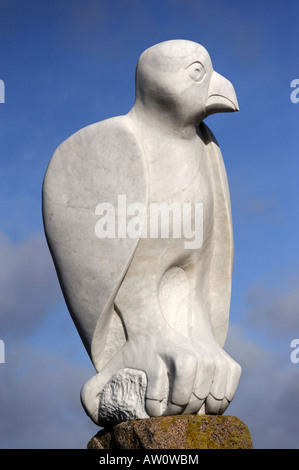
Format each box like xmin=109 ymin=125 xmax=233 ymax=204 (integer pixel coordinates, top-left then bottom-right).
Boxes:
xmin=0 ymin=0 xmax=299 ymax=449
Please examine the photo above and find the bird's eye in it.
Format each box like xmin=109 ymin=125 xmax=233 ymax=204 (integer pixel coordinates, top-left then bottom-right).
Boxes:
xmin=186 ymin=61 xmax=206 ymax=82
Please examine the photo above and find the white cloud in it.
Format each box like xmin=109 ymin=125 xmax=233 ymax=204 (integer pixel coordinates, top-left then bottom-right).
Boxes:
xmin=225 ymin=324 xmax=299 ymax=449
xmin=0 ymin=231 xmax=99 ymax=448
xmin=0 ymin=231 xmax=62 ymax=339
xmin=0 ymin=341 xmax=98 ymax=448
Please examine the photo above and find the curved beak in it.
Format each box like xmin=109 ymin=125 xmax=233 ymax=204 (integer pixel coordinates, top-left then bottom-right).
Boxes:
xmin=206 ymin=71 xmax=239 ymax=116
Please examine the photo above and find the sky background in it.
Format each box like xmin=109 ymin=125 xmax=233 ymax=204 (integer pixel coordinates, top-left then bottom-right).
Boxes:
xmin=0 ymin=0 xmax=299 ymax=449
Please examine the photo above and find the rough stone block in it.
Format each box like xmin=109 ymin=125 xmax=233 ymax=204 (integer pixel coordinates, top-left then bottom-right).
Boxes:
xmin=87 ymin=414 xmax=253 ymax=449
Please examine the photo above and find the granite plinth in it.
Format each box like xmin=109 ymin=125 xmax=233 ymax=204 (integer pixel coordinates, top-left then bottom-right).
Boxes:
xmin=87 ymin=414 xmax=253 ymax=449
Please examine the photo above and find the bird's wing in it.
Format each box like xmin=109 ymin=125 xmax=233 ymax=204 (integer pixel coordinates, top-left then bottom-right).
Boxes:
xmin=42 ymin=115 xmax=148 ymax=370
xmin=200 ymin=122 xmax=234 ymax=347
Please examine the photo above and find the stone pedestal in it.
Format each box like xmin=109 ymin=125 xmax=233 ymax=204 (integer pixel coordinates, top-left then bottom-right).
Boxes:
xmin=87 ymin=414 xmax=253 ymax=449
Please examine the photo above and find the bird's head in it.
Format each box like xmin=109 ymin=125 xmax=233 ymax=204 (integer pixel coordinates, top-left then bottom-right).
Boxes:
xmin=133 ymin=39 xmax=239 ymax=130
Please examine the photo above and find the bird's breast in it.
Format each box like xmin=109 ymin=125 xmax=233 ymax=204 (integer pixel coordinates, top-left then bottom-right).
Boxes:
xmin=143 ymin=136 xmax=214 ymax=250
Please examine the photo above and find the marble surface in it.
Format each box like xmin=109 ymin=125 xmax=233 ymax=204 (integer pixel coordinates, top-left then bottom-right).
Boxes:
xmin=42 ymin=39 xmax=241 ymax=426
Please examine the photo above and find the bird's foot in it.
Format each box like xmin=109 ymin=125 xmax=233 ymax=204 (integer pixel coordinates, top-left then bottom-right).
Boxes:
xmin=80 ymin=329 xmax=241 ymax=425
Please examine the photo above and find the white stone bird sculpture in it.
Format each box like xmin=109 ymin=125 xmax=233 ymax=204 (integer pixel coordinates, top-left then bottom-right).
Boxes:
xmin=42 ymin=39 xmax=241 ymax=426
